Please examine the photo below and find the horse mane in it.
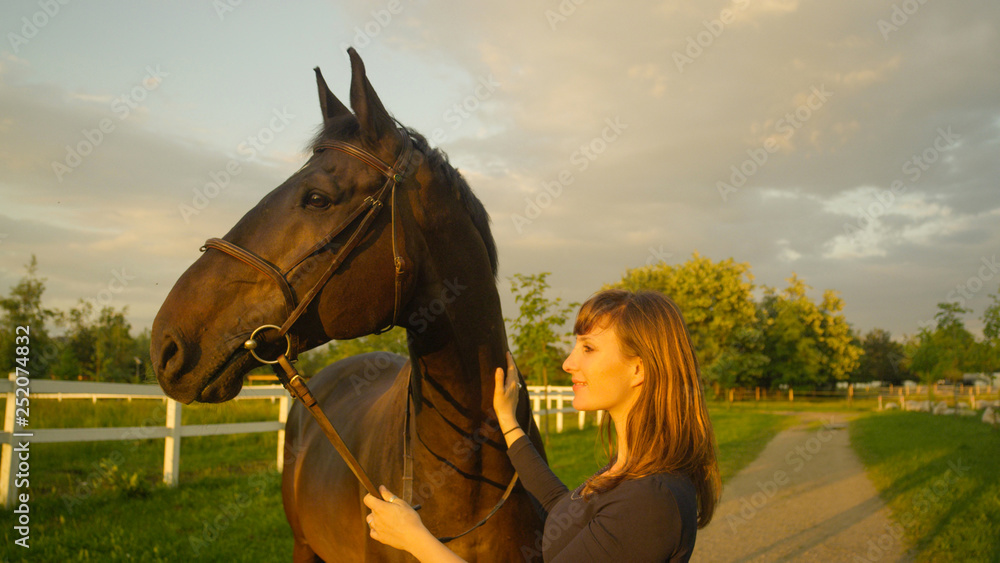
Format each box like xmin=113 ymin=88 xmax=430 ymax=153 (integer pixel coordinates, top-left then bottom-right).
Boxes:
xmin=310 ymin=120 xmax=499 ymax=279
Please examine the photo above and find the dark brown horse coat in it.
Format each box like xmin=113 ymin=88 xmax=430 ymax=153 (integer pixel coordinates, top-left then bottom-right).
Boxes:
xmin=152 ymin=49 xmax=546 ymax=561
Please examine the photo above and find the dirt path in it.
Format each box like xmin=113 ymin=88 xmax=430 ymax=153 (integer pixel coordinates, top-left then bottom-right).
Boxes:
xmin=691 ymin=412 xmax=912 ymax=562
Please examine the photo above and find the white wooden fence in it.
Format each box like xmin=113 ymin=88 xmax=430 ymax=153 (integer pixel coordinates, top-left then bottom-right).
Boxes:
xmin=528 ymin=385 xmax=603 ymax=432
xmin=0 ymin=374 xmax=291 ymax=508
xmin=1 ymin=377 xmax=588 ymax=509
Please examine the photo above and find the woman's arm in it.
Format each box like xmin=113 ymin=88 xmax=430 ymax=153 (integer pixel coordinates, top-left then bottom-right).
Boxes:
xmin=364 ymin=485 xmax=466 ymax=563
xmin=494 ymin=353 xmax=570 ymax=512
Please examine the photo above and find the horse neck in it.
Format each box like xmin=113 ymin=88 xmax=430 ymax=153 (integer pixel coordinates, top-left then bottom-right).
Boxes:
xmin=405 ymin=239 xmax=506 ymax=454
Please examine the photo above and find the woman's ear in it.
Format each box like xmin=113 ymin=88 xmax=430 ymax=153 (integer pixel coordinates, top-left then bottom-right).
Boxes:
xmin=630 ymin=358 xmax=645 ymax=388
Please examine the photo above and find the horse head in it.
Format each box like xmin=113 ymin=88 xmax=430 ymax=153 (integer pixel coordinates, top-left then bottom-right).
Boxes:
xmin=151 ymin=48 xmax=487 ymax=403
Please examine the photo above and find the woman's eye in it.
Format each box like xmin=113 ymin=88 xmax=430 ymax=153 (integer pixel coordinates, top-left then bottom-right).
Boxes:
xmin=306 ymin=193 xmax=331 ymax=209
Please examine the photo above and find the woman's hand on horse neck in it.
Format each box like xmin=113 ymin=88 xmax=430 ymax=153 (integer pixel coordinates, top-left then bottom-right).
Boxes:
xmin=494 ymin=351 xmax=526 ymax=447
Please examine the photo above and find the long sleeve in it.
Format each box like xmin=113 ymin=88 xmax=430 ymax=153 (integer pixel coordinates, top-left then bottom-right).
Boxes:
xmin=547 ymin=482 xmax=686 ymax=563
xmin=506 ymin=434 xmax=570 ymax=513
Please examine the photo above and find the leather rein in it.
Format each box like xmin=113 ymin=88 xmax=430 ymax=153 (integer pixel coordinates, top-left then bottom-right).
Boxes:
xmin=199 ymin=131 xmax=518 ymax=543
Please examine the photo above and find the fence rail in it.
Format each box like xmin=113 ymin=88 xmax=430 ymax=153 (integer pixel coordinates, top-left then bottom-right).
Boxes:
xmin=1 ymin=376 xmax=587 ymax=508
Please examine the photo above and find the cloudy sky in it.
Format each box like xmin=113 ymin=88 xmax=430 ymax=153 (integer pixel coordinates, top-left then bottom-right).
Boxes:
xmin=1 ymin=0 xmax=998 ymax=342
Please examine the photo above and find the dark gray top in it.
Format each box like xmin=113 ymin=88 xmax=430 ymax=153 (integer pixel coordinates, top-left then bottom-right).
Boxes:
xmin=507 ymin=435 xmax=697 ymax=563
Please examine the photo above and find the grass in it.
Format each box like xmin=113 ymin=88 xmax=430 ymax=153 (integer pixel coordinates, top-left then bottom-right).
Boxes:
xmin=0 ymin=400 xmax=788 ymax=561
xmin=850 ymin=411 xmax=1000 ymax=562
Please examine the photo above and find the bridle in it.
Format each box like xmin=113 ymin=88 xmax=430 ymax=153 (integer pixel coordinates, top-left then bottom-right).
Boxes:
xmin=199 ymin=130 xmax=518 ymax=543
xmin=201 ymin=132 xmax=413 ymax=361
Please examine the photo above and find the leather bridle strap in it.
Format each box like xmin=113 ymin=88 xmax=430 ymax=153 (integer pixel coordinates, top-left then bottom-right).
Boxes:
xmin=201 ymin=133 xmax=412 ymax=359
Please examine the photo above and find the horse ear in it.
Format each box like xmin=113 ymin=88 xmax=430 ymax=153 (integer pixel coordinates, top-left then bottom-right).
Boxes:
xmin=347 ymin=47 xmax=395 ymax=143
xmin=314 ymin=67 xmax=351 ymax=127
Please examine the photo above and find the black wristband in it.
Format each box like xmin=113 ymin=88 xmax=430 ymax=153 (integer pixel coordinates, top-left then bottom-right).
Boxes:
xmin=503 ymin=427 xmax=521 ymax=436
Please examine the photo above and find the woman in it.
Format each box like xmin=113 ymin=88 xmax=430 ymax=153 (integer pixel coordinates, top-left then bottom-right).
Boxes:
xmin=364 ymin=289 xmax=721 ymax=562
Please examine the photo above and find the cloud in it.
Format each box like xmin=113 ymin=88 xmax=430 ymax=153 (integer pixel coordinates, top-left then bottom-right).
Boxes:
xmin=2 ymin=0 xmax=999 ymax=342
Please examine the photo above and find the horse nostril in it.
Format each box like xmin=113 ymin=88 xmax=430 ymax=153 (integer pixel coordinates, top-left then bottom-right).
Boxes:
xmin=156 ymin=333 xmax=183 ymax=379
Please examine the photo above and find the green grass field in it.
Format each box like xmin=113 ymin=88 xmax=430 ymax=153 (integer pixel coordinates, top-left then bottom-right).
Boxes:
xmin=0 ymin=399 xmax=786 ymax=561
xmin=850 ymin=411 xmax=1000 ymax=563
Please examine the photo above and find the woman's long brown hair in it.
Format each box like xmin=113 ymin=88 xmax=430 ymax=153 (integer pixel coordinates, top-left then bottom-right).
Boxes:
xmin=576 ymin=289 xmax=721 ymax=528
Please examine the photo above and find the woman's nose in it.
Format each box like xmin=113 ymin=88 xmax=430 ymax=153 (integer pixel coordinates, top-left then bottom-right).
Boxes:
xmin=562 ymin=352 xmax=575 ymax=373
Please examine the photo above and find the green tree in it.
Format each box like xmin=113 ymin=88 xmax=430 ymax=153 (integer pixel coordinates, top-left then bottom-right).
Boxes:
xmin=53 ymin=300 xmax=138 ymax=382
xmin=609 ymin=252 xmax=758 ymax=383
xmin=704 ymin=313 xmax=770 ymax=389
xmin=760 ymin=275 xmax=861 ymax=389
xmin=0 ymin=255 xmax=59 ymax=377
xmin=908 ymin=302 xmax=975 ymax=384
xmin=853 ymin=328 xmax=911 ymax=385
xmin=980 ymin=286 xmax=1000 ymax=375
xmin=506 ymin=272 xmax=577 ymax=447
xmin=291 ymin=328 xmax=408 ymax=378
xmin=506 ymin=273 xmax=576 ymax=386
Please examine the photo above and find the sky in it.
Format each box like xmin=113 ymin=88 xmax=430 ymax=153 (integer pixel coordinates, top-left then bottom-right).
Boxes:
xmin=1 ymin=0 xmax=998 ymax=343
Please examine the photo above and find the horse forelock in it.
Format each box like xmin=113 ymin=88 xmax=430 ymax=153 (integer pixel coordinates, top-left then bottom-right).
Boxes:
xmin=308 ymin=121 xmax=499 ymax=280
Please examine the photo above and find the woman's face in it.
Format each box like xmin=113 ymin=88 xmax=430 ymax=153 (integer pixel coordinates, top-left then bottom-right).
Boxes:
xmin=562 ymin=323 xmax=643 ymax=417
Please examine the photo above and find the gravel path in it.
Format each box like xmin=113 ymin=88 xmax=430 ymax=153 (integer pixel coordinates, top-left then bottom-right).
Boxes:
xmin=691 ymin=412 xmax=912 ymax=563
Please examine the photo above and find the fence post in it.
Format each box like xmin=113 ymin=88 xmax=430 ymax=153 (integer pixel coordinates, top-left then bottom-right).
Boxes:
xmin=578 ymin=410 xmax=586 ymax=431
xmin=277 ymin=394 xmax=290 ymax=473
xmin=163 ymin=399 xmax=182 ymax=486
xmin=1 ymin=373 xmax=17 ymax=508
xmin=532 ymin=393 xmax=541 ymax=429
xmin=789 ymin=388 xmax=794 ymax=402
xmin=556 ymin=394 xmax=564 ymax=433
xmin=878 ymin=395 xmax=883 ymax=411
xmin=596 ymin=410 xmax=604 ymax=426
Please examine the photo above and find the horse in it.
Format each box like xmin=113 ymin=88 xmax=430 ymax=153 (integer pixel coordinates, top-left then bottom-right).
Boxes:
xmin=151 ymin=48 xmax=547 ymax=562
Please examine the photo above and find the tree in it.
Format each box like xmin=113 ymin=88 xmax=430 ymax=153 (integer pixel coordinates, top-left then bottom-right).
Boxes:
xmin=506 ymin=273 xmax=577 ymax=386
xmin=292 ymin=327 xmax=408 ymax=378
xmin=704 ymin=313 xmax=770 ymax=389
xmin=817 ymin=290 xmax=862 ymax=383
xmin=908 ymin=302 xmax=975 ymax=384
xmin=609 ymin=252 xmax=758 ymax=383
xmin=53 ymin=300 xmax=139 ymax=382
xmin=506 ymin=272 xmax=577 ymax=447
xmin=980 ymin=286 xmax=1000 ymax=375
xmin=0 ymin=255 xmax=58 ymax=377
xmin=853 ymin=328 xmax=911 ymax=385
xmin=759 ymin=275 xmax=861 ymax=389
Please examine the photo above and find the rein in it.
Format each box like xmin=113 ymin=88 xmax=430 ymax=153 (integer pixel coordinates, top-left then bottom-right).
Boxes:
xmin=200 ymin=132 xmax=518 ymax=543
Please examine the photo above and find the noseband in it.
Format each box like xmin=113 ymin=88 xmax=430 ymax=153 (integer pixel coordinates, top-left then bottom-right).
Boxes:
xmin=201 ymin=132 xmax=413 ymax=361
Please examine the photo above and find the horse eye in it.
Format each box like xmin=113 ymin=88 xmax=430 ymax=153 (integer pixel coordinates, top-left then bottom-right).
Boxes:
xmin=305 ymin=192 xmax=332 ymax=209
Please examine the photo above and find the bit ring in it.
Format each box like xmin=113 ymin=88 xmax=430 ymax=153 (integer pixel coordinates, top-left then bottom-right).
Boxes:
xmin=244 ymin=324 xmax=292 ymax=364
